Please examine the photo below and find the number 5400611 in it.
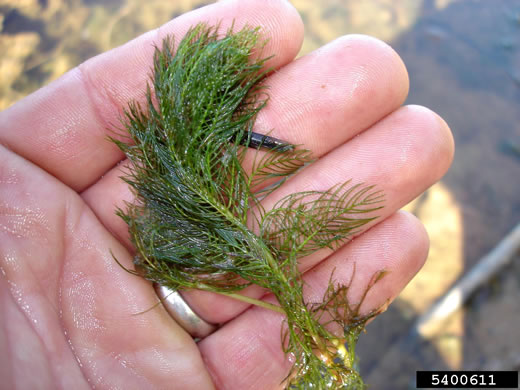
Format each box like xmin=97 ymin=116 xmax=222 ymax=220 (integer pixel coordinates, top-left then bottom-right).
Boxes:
xmin=431 ymin=373 xmax=495 ymax=386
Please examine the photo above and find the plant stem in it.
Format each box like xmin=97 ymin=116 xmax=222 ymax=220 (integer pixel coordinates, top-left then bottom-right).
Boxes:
xmin=215 ymin=291 xmax=286 ymax=315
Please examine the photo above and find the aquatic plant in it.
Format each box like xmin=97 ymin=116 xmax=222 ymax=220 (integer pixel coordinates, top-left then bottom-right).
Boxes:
xmin=112 ymin=23 xmax=386 ymax=389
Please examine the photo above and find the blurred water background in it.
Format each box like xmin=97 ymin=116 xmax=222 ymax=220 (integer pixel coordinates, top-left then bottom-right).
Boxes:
xmin=1 ymin=0 xmax=519 ymax=388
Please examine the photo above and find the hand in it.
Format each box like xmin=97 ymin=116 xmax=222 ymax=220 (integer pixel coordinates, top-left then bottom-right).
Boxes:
xmin=0 ymin=0 xmax=454 ymax=388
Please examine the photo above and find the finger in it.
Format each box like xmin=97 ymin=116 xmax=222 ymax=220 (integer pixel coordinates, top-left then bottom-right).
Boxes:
xmin=258 ymin=105 xmax=454 ymax=267
xmin=246 ymin=33 xmax=409 ymax=159
xmin=84 ymin=104 xmax=453 ymax=326
xmin=0 ymin=0 xmax=303 ymax=192
xmin=198 ymin=211 xmax=429 ymax=390
xmin=0 ymin=145 xmax=214 ymax=388
xmin=82 ymin=33 xmax=409 ymax=249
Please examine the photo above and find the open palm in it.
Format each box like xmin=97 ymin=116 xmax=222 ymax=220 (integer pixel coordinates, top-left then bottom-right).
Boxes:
xmin=0 ymin=1 xmax=453 ymax=389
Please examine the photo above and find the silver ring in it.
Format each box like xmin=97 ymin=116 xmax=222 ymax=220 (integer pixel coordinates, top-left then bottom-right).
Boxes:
xmin=154 ymin=284 xmax=218 ymax=339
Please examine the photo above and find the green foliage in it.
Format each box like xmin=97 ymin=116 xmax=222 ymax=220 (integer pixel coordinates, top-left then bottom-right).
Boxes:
xmin=112 ymin=23 xmax=386 ymax=389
